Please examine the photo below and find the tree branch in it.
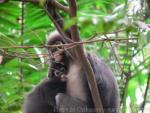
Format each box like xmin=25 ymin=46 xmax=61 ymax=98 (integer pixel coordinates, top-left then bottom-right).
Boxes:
xmin=21 ymin=0 xmax=69 ymax=13
xmin=22 ymin=0 xmax=39 ymax=4
xmin=44 ymin=0 xmax=72 ymax=43
xmin=68 ymin=0 xmax=104 ymax=113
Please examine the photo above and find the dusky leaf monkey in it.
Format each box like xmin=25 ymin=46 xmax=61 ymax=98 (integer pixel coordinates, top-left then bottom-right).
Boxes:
xmin=23 ymin=1 xmax=120 ymax=113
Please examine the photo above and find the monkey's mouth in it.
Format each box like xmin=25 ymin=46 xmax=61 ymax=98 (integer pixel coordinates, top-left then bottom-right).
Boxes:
xmin=53 ymin=51 xmax=63 ymax=62
xmin=53 ymin=50 xmax=63 ymax=56
xmin=53 ymin=53 xmax=61 ymax=58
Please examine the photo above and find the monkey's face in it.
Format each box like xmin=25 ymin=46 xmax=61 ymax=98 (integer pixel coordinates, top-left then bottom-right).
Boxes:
xmin=49 ymin=41 xmax=65 ymax=62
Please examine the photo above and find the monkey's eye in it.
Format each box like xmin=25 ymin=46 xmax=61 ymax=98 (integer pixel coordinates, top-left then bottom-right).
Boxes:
xmin=55 ymin=41 xmax=63 ymax=45
xmin=55 ymin=41 xmax=63 ymax=50
xmin=49 ymin=41 xmax=64 ymax=54
xmin=51 ymin=48 xmax=57 ymax=53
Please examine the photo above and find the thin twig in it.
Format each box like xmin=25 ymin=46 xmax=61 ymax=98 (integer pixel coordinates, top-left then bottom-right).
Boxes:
xmin=141 ymin=67 xmax=150 ymax=113
xmin=104 ymin=34 xmax=123 ymax=72
xmin=0 ymin=37 xmax=137 ymax=49
xmin=52 ymin=0 xmax=69 ymax=13
xmin=97 ymin=29 xmax=125 ymax=35
xmin=0 ymin=49 xmax=48 ymax=58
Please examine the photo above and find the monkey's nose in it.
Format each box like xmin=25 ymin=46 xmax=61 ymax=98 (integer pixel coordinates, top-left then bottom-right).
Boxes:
xmin=60 ymin=75 xmax=67 ymax=82
xmin=53 ymin=51 xmax=63 ymax=62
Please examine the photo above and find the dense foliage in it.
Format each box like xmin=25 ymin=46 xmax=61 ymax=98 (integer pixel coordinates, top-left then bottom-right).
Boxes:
xmin=0 ymin=0 xmax=149 ymax=113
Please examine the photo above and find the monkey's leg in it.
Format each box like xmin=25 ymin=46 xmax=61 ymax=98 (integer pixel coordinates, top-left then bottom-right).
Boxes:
xmin=55 ymin=93 xmax=93 ymax=113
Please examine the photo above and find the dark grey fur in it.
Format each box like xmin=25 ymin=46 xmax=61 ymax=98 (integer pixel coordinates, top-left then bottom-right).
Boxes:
xmin=55 ymin=53 xmax=120 ymax=113
xmin=23 ymin=78 xmax=66 ymax=113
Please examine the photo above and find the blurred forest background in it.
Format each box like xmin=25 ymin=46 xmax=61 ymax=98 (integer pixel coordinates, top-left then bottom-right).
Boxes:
xmin=0 ymin=0 xmax=150 ymax=113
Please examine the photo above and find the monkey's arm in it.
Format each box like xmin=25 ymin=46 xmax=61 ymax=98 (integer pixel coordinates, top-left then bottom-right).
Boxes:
xmin=87 ymin=53 xmax=121 ymax=113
